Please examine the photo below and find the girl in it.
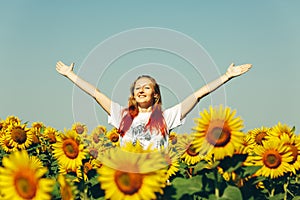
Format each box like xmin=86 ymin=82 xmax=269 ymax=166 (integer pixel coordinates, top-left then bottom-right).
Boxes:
xmin=56 ymin=61 xmax=251 ymax=149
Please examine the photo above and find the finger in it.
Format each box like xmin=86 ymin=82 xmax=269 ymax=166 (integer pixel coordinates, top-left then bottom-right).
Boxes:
xmin=243 ymin=64 xmax=252 ymax=69
xmin=57 ymin=62 xmax=63 ymax=68
xmin=70 ymin=62 xmax=75 ymax=69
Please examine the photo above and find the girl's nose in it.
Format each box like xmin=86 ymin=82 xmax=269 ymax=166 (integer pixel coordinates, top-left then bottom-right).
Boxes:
xmin=139 ymin=86 xmax=145 ymax=92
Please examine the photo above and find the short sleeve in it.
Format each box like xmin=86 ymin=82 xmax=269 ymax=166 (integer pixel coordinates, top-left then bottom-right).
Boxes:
xmin=163 ymin=103 xmax=185 ymax=131
xmin=108 ymin=101 xmax=125 ymax=128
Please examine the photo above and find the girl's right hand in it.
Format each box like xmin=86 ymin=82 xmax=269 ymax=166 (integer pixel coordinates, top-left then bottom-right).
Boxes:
xmin=56 ymin=61 xmax=74 ymax=77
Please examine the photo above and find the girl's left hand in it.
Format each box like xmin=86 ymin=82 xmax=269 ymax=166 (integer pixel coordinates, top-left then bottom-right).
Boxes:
xmin=225 ymin=63 xmax=252 ymax=78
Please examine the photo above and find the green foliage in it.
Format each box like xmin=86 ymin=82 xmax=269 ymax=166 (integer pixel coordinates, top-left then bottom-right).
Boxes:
xmin=219 ymin=186 xmax=242 ymax=200
xmin=171 ymin=176 xmax=203 ymax=199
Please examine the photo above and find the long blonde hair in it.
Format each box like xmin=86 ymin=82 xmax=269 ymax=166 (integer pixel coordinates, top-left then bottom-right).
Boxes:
xmin=118 ymin=75 xmax=167 ymax=137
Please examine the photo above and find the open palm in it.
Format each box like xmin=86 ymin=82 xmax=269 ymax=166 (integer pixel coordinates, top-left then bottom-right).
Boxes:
xmin=226 ymin=63 xmax=252 ymax=78
xmin=56 ymin=61 xmax=74 ymax=76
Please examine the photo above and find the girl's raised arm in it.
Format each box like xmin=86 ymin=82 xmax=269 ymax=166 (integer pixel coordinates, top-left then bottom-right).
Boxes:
xmin=56 ymin=61 xmax=112 ymax=115
xmin=180 ymin=63 xmax=252 ymax=119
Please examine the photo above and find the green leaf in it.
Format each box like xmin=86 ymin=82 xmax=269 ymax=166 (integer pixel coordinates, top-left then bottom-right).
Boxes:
xmin=208 ymin=194 xmax=218 ymax=200
xmin=193 ymin=160 xmax=210 ymax=174
xmin=87 ymin=175 xmax=100 ymax=187
xmin=241 ymin=166 xmax=261 ymax=177
xmin=219 ymin=186 xmax=242 ymax=200
xmin=219 ymin=154 xmax=247 ymax=173
xmin=211 ymin=160 xmax=221 ymax=169
xmin=171 ymin=175 xmax=203 ymax=199
xmin=50 ymin=181 xmax=61 ymax=199
xmin=178 ymin=161 xmax=188 ymax=177
xmin=268 ymin=193 xmax=285 ymax=200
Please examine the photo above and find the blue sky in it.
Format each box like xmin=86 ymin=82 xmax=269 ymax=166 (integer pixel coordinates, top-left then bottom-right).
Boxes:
xmin=1 ymin=1 xmax=299 ymax=134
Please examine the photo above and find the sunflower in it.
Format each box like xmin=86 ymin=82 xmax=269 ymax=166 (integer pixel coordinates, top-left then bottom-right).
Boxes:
xmin=82 ymin=159 xmax=102 ymax=181
xmin=58 ymin=164 xmax=82 ymax=182
xmin=279 ymin=133 xmax=300 ymax=173
xmin=250 ymin=138 xmax=293 ymax=179
xmin=52 ymin=129 xmax=88 ymax=171
xmin=0 ymin=150 xmax=55 ymax=200
xmin=161 ymin=147 xmax=180 ymax=179
xmin=249 ymin=126 xmax=271 ymax=146
xmin=98 ymin=148 xmax=167 ymax=200
xmin=5 ymin=122 xmax=34 ymax=150
xmin=176 ymin=133 xmax=202 ymax=165
xmin=43 ymin=126 xmax=59 ymax=143
xmin=106 ymin=128 xmax=120 ymax=147
xmin=72 ymin=122 xmax=88 ymax=136
xmin=192 ymin=105 xmax=244 ymax=160
xmin=0 ymin=119 xmax=5 ymax=136
xmin=30 ymin=122 xmax=45 ymax=143
xmin=0 ymin=134 xmax=17 ymax=152
xmin=92 ymin=125 xmax=107 ymax=135
xmin=168 ymin=132 xmax=178 ymax=146
xmin=268 ymin=122 xmax=294 ymax=138
xmin=31 ymin=121 xmax=45 ymax=132
xmin=60 ymin=157 xmax=100 ymax=182
xmin=4 ymin=115 xmax=21 ymax=128
xmin=90 ymin=125 xmax=106 ymax=144
xmin=57 ymin=174 xmax=79 ymax=200
xmin=89 ymin=141 xmax=110 ymax=161
xmin=235 ymin=133 xmax=256 ymax=154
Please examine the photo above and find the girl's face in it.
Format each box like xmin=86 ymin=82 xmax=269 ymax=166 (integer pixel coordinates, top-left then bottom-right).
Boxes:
xmin=133 ymin=77 xmax=157 ymax=108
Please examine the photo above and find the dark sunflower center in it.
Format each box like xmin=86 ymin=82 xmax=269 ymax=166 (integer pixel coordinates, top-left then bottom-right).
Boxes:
xmin=14 ymin=171 xmax=37 ymax=199
xmin=11 ymin=127 xmax=27 ymax=144
xmin=63 ymin=139 xmax=79 ymax=159
xmin=187 ymin=144 xmax=199 ymax=156
xmin=287 ymin=144 xmax=298 ymax=164
xmin=32 ymin=134 xmax=40 ymax=144
xmin=48 ymin=132 xmax=57 ymax=143
xmin=111 ymin=134 xmax=119 ymax=142
xmin=169 ymin=136 xmax=177 ymax=145
xmin=114 ymin=171 xmax=143 ymax=195
xmin=263 ymin=150 xmax=282 ymax=169
xmin=206 ymin=125 xmax=231 ymax=147
xmin=255 ymin=132 xmax=267 ymax=145
xmin=92 ymin=134 xmax=100 ymax=143
xmin=34 ymin=124 xmax=43 ymax=130
xmin=89 ymin=148 xmax=99 ymax=159
xmin=75 ymin=125 xmax=84 ymax=134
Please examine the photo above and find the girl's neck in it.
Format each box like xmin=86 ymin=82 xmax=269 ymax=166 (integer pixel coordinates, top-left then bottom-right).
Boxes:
xmin=138 ymin=106 xmax=152 ymax=113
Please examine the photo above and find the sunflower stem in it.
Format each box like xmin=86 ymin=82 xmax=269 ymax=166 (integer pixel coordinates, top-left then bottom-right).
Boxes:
xmin=283 ymin=177 xmax=290 ymax=200
xmin=270 ymin=188 xmax=275 ymax=197
xmin=186 ymin=167 xmax=193 ymax=178
xmin=213 ymin=168 xmax=220 ymax=198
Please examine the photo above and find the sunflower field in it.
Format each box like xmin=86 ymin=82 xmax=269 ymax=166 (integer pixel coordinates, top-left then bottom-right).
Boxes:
xmin=0 ymin=105 xmax=300 ymax=200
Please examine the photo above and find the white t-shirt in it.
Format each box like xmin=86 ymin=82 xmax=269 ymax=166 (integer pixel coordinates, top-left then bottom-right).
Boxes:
xmin=108 ymin=102 xmax=185 ymax=150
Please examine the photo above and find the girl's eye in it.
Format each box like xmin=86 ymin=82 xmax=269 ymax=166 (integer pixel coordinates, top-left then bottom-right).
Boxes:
xmin=135 ymin=87 xmax=140 ymax=90
xmin=144 ymin=86 xmax=150 ymax=89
